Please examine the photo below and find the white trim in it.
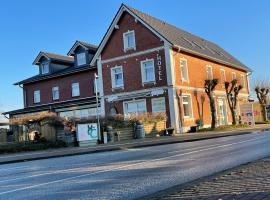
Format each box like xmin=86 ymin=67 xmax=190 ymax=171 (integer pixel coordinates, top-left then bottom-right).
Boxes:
xmin=181 ymin=93 xmax=194 ymax=119
xmin=101 ymin=46 xmax=164 ymax=64
xmin=111 ymin=65 xmax=124 ymax=89
xmin=34 ymin=90 xmax=41 ymax=104
xmin=180 ymin=58 xmax=189 ymax=82
xmin=140 ymin=58 xmax=155 ymax=84
xmin=52 ymin=86 xmax=60 ymax=100
xmin=168 ymin=87 xmax=180 ymax=133
xmin=71 ymin=82 xmax=80 ymax=97
xmin=240 ymin=74 xmax=246 ymax=88
xmin=232 ymin=72 xmax=237 ymax=80
xmin=90 ymin=4 xmax=171 ymax=66
xmin=123 ymin=30 xmax=136 ymax=51
xmin=164 ymin=42 xmax=174 ymax=86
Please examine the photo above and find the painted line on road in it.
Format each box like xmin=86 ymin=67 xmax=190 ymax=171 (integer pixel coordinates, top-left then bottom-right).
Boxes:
xmin=0 ymin=135 xmax=269 ymax=195
xmin=0 ymin=133 xmax=268 ymax=184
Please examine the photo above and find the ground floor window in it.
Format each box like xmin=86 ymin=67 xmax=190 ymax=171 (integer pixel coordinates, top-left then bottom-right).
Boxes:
xmin=124 ymin=99 xmax=147 ymax=116
xmin=151 ymin=97 xmax=166 ymax=113
xmin=182 ymin=95 xmax=192 ymax=118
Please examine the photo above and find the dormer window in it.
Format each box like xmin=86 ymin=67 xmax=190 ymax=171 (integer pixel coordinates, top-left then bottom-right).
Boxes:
xmin=123 ymin=30 xmax=136 ymax=51
xmin=41 ymin=63 xmax=49 ymax=74
xmin=76 ymin=53 xmax=86 ymax=66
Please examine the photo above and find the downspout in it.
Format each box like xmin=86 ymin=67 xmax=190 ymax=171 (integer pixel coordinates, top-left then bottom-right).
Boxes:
xmin=19 ymin=84 xmax=27 ymax=108
xmin=246 ymin=71 xmax=252 ymax=101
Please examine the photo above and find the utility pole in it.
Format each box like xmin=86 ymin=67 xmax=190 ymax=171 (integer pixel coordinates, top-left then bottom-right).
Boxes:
xmin=94 ymin=73 xmax=101 ymax=142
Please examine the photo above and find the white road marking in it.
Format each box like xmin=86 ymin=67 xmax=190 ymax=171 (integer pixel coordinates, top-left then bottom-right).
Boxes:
xmin=0 ymin=135 xmax=269 ymax=195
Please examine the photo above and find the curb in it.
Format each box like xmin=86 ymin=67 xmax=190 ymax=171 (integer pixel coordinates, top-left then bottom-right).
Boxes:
xmin=0 ymin=127 xmax=268 ymax=165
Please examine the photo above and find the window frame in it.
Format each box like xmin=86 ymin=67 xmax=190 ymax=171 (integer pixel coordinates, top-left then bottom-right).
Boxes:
xmin=151 ymin=97 xmax=166 ymax=113
xmin=123 ymin=99 xmax=147 ymax=118
xmin=33 ymin=90 xmax=41 ymax=104
xmin=52 ymin=86 xmax=60 ymax=100
xmin=182 ymin=94 xmax=193 ymax=119
xmin=240 ymin=74 xmax=246 ymax=88
xmin=140 ymin=59 xmax=155 ymax=84
xmin=180 ymin=58 xmax=189 ymax=82
xmin=71 ymin=82 xmax=80 ymax=97
xmin=76 ymin=52 xmax=86 ymax=66
xmin=232 ymin=72 xmax=237 ymax=81
xmin=41 ymin=63 xmax=49 ymax=75
xmin=111 ymin=66 xmax=124 ymax=89
xmin=206 ymin=65 xmax=213 ymax=80
xmin=123 ymin=30 xmax=136 ymax=51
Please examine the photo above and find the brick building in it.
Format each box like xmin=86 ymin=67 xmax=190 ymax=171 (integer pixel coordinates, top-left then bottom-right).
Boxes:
xmin=5 ymin=4 xmax=251 ymax=134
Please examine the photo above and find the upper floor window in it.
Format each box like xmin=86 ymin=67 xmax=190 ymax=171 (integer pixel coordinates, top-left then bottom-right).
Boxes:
xmin=232 ymin=72 xmax=237 ymax=80
xmin=52 ymin=86 xmax=59 ymax=100
xmin=240 ymin=74 xmax=246 ymax=88
xmin=180 ymin=59 xmax=188 ymax=81
xmin=111 ymin=66 xmax=124 ymax=89
xmin=34 ymin=90 xmax=40 ymax=103
xmin=141 ymin=59 xmax=155 ymax=83
xmin=220 ymin=69 xmax=226 ymax=83
xmin=123 ymin=30 xmax=136 ymax=51
xmin=206 ymin=65 xmax=213 ymax=80
xmin=41 ymin=63 xmax=49 ymax=74
xmin=76 ymin=53 xmax=86 ymax=66
xmin=72 ymin=82 xmax=80 ymax=97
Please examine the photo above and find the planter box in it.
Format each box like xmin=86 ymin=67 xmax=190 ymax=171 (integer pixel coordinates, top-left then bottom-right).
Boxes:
xmin=144 ymin=121 xmax=166 ymax=137
xmin=113 ymin=126 xmax=134 ymax=141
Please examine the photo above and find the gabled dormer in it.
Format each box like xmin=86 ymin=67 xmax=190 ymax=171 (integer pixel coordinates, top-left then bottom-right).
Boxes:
xmin=33 ymin=51 xmax=74 ymax=75
xmin=68 ymin=41 xmax=97 ymax=67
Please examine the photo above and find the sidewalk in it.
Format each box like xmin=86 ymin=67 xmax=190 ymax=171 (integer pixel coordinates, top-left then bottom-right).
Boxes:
xmin=141 ymin=156 xmax=270 ymax=200
xmin=0 ymin=124 xmax=269 ymax=165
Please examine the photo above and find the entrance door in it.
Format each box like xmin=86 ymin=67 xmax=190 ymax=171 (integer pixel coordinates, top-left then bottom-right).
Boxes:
xmin=218 ymin=99 xmax=227 ymax=125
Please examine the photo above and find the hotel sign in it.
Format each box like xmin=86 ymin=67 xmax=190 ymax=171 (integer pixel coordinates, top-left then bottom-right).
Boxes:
xmin=157 ymin=54 xmax=162 ymax=81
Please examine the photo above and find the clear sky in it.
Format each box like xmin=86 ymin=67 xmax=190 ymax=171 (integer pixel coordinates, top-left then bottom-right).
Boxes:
xmin=0 ymin=0 xmax=269 ymax=113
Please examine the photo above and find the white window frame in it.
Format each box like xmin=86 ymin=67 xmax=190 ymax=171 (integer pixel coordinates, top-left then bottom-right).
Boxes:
xmin=123 ymin=99 xmax=147 ymax=117
xmin=111 ymin=66 xmax=124 ymax=89
xmin=180 ymin=58 xmax=189 ymax=82
xmin=206 ymin=65 xmax=213 ymax=80
xmin=123 ymin=30 xmax=136 ymax=51
xmin=34 ymin=90 xmax=40 ymax=103
xmin=151 ymin=97 xmax=166 ymax=113
xmin=41 ymin=63 xmax=49 ymax=74
xmin=240 ymin=74 xmax=246 ymax=88
xmin=232 ymin=72 xmax=237 ymax=81
xmin=52 ymin=86 xmax=59 ymax=100
xmin=71 ymin=82 xmax=80 ymax=97
xmin=182 ymin=94 xmax=193 ymax=119
xmin=141 ymin=59 xmax=155 ymax=84
xmin=76 ymin=53 xmax=86 ymax=66
xmin=220 ymin=69 xmax=226 ymax=83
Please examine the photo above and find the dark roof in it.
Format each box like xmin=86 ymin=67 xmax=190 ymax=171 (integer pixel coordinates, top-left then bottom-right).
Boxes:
xmin=14 ymin=65 xmax=96 ymax=85
xmin=125 ymin=5 xmax=251 ymax=71
xmin=33 ymin=51 xmax=74 ymax=65
xmin=68 ymin=40 xmax=98 ymax=56
xmin=3 ymin=97 xmax=97 ymax=115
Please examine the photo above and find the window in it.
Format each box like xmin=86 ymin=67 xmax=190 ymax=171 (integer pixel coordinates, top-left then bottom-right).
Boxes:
xmin=182 ymin=95 xmax=192 ymax=118
xmin=141 ymin=59 xmax=155 ymax=83
xmin=206 ymin=65 xmax=213 ymax=80
xmin=72 ymin=82 xmax=80 ymax=97
xmin=52 ymin=86 xmax=59 ymax=100
xmin=76 ymin=53 xmax=86 ymax=66
xmin=124 ymin=100 xmax=147 ymax=116
xmin=123 ymin=30 xmax=136 ymax=51
xmin=111 ymin=66 xmax=124 ymax=88
xmin=34 ymin=90 xmax=40 ymax=103
xmin=151 ymin=97 xmax=166 ymax=113
xmin=180 ymin=59 xmax=188 ymax=81
xmin=232 ymin=72 xmax=237 ymax=80
xmin=220 ymin=69 xmax=226 ymax=83
xmin=240 ymin=74 xmax=246 ymax=88
xmin=41 ymin=63 xmax=49 ymax=74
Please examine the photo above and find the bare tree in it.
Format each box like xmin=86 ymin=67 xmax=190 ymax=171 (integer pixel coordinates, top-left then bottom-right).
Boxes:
xmin=204 ymin=79 xmax=218 ymax=129
xmin=224 ymin=79 xmax=243 ymax=125
xmin=254 ymin=80 xmax=270 ymax=122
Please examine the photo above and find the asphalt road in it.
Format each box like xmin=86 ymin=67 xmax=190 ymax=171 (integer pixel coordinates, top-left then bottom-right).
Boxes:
xmin=0 ymin=130 xmax=270 ymax=200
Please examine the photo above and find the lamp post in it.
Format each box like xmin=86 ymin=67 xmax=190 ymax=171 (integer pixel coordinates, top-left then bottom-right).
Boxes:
xmin=94 ymin=73 xmax=101 ymax=142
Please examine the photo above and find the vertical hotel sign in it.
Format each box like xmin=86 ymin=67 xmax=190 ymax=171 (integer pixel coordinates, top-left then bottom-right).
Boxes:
xmin=157 ymin=54 xmax=162 ymax=81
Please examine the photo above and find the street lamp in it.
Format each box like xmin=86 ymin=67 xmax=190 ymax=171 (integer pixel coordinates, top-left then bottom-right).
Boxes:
xmin=94 ymin=73 xmax=101 ymax=142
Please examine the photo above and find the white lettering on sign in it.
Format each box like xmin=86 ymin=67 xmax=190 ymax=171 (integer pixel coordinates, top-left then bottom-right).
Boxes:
xmin=157 ymin=54 xmax=162 ymax=81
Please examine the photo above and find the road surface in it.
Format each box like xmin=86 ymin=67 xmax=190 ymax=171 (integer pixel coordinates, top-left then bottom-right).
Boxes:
xmin=0 ymin=130 xmax=270 ymax=200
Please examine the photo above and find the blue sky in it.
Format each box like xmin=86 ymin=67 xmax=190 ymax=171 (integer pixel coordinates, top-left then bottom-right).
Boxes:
xmin=0 ymin=0 xmax=269 ymax=112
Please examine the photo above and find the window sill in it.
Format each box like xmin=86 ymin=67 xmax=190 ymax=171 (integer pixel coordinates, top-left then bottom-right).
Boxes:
xmin=142 ymin=81 xmax=156 ymax=86
xmin=112 ymin=86 xmax=124 ymax=91
xmin=124 ymin=47 xmax=136 ymax=52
